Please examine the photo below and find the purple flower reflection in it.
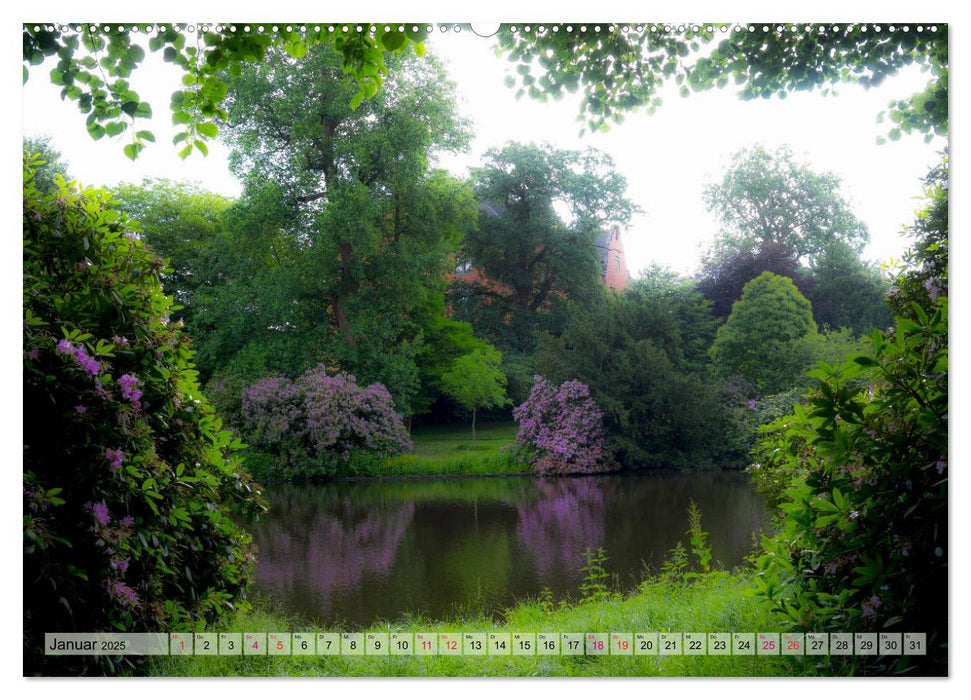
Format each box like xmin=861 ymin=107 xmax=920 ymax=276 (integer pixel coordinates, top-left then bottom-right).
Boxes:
xmin=515 ymin=478 xmax=606 ymax=577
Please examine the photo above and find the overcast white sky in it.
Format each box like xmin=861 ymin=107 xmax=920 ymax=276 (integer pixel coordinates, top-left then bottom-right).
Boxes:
xmin=20 ymin=20 xmax=945 ymax=277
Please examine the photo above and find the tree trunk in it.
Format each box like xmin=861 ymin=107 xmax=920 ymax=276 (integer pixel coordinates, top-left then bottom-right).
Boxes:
xmin=330 ymin=293 xmax=357 ymax=350
xmin=472 ymin=406 xmax=477 ymax=445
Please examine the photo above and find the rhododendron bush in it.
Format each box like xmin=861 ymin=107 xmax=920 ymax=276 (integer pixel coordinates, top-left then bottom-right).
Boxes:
xmin=241 ymin=367 xmax=412 ymax=477
xmin=22 ymin=154 xmax=264 ymax=673
xmin=514 ymin=376 xmax=617 ymax=475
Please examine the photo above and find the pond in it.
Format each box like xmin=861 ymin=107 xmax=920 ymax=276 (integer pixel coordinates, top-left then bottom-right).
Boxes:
xmin=248 ymin=472 xmax=769 ymax=627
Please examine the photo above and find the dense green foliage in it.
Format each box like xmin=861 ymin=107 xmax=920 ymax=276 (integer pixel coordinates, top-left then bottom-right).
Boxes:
xmin=498 ymin=24 xmax=947 ymax=141
xmin=23 ymin=154 xmax=264 ymax=674
xmin=112 ymin=179 xmax=233 ymax=327
xmin=709 ymin=272 xmax=818 ymax=394
xmin=807 ymin=242 xmax=891 ymax=333
xmin=752 ymin=300 xmax=947 ymax=672
xmin=23 ymin=23 xmax=431 ymax=158
xmin=750 ymin=162 xmax=948 ymax=674
xmin=538 ymin=276 xmax=728 ymax=469
xmin=697 ymin=145 xmax=890 ymax=333
xmin=452 ymin=142 xmax=635 ymax=354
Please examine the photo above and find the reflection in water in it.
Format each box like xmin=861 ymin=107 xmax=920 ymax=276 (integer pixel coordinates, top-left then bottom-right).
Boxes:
xmin=516 ymin=478 xmax=606 ymax=577
xmin=249 ymin=472 xmax=768 ymax=626
xmin=252 ymin=486 xmax=415 ymax=621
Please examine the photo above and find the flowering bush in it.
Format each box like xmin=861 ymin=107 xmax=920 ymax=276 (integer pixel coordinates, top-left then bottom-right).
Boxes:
xmin=23 ymin=154 xmax=264 ymax=674
xmin=513 ymin=376 xmax=617 ymax=475
xmin=752 ymin=298 xmax=947 ymax=673
xmin=241 ymin=366 xmax=412 ymax=477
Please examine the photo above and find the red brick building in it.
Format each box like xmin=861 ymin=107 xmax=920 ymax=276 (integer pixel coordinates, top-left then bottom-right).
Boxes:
xmin=596 ymin=224 xmax=630 ymax=292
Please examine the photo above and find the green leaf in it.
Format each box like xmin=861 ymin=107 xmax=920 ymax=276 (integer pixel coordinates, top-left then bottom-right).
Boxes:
xmin=135 ymin=130 xmax=156 ymax=142
xmin=380 ymin=31 xmax=406 ymax=52
xmin=197 ymin=121 xmax=218 ymax=138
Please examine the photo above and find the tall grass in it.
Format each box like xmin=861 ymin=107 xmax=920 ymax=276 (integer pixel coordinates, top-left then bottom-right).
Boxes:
xmin=144 ymin=570 xmax=827 ymax=677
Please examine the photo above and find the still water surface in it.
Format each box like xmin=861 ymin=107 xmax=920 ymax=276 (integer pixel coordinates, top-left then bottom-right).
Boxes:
xmin=250 ymin=472 xmax=768 ymax=626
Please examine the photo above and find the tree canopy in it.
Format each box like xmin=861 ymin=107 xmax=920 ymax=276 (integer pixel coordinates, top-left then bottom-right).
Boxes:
xmin=497 ymin=23 xmax=947 ymax=140
xmin=23 ymin=22 xmax=432 ymax=159
xmin=697 ymin=145 xmax=890 ymax=334
xmin=23 ymin=22 xmax=947 ymax=161
xmin=182 ymin=43 xmax=476 ymax=414
xmin=709 ymin=271 xmax=819 ymax=394
xmin=704 ymin=144 xmax=869 ymax=265
xmin=452 ymin=142 xmax=635 ymax=352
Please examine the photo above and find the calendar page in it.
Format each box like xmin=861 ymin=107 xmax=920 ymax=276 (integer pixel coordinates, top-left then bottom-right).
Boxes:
xmin=21 ymin=4 xmax=949 ymax=683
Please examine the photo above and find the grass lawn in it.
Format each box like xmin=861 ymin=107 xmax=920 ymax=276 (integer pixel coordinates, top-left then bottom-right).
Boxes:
xmin=240 ymin=421 xmax=526 ymax=479
xmin=408 ymin=420 xmax=518 ymax=461
xmin=381 ymin=420 xmax=526 ymax=477
xmin=145 ymin=570 xmax=830 ymax=677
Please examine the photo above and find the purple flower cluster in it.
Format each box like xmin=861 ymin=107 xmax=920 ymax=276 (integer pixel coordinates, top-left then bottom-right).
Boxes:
xmin=106 ymin=580 xmax=139 ymax=608
xmin=105 ymin=448 xmax=124 ymax=473
xmin=513 ymin=376 xmax=617 ymax=475
xmin=85 ymin=501 xmax=111 ymax=527
xmin=924 ymin=277 xmax=944 ymax=302
xmin=56 ymin=339 xmax=100 ymax=376
xmin=241 ymin=365 xmax=412 ymax=472
xmin=117 ymin=374 xmax=142 ymax=408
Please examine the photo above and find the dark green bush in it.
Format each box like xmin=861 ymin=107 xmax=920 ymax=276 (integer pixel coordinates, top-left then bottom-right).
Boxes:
xmin=752 ymin=298 xmax=947 ymax=674
xmin=23 ymin=154 xmax=265 ymax=674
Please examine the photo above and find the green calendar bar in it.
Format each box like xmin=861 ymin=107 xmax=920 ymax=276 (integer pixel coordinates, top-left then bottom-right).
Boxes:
xmin=44 ymin=632 xmax=930 ymax=657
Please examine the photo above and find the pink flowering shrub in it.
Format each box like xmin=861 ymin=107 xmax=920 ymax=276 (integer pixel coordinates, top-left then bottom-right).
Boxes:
xmin=513 ymin=376 xmax=618 ymax=475
xmin=241 ymin=366 xmax=412 ymax=477
xmin=23 ymin=155 xmax=263 ymax=674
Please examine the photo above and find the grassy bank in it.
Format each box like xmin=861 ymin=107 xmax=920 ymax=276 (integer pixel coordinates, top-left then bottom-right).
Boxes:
xmin=384 ymin=421 xmax=526 ymax=476
xmin=242 ymin=421 xmax=528 ymax=479
xmin=146 ymin=570 xmax=829 ymax=677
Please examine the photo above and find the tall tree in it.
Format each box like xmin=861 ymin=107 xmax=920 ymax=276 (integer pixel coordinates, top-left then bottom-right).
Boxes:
xmin=453 ymin=142 xmax=635 ymax=352
xmin=192 ymin=43 xmax=476 ymax=414
xmin=704 ymin=144 xmax=868 ymax=265
xmin=698 ymin=145 xmax=880 ymax=329
xmin=538 ymin=275 xmax=725 ymax=469
xmin=807 ymin=241 xmax=891 ymax=333
xmin=697 ymin=237 xmax=806 ymax=320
